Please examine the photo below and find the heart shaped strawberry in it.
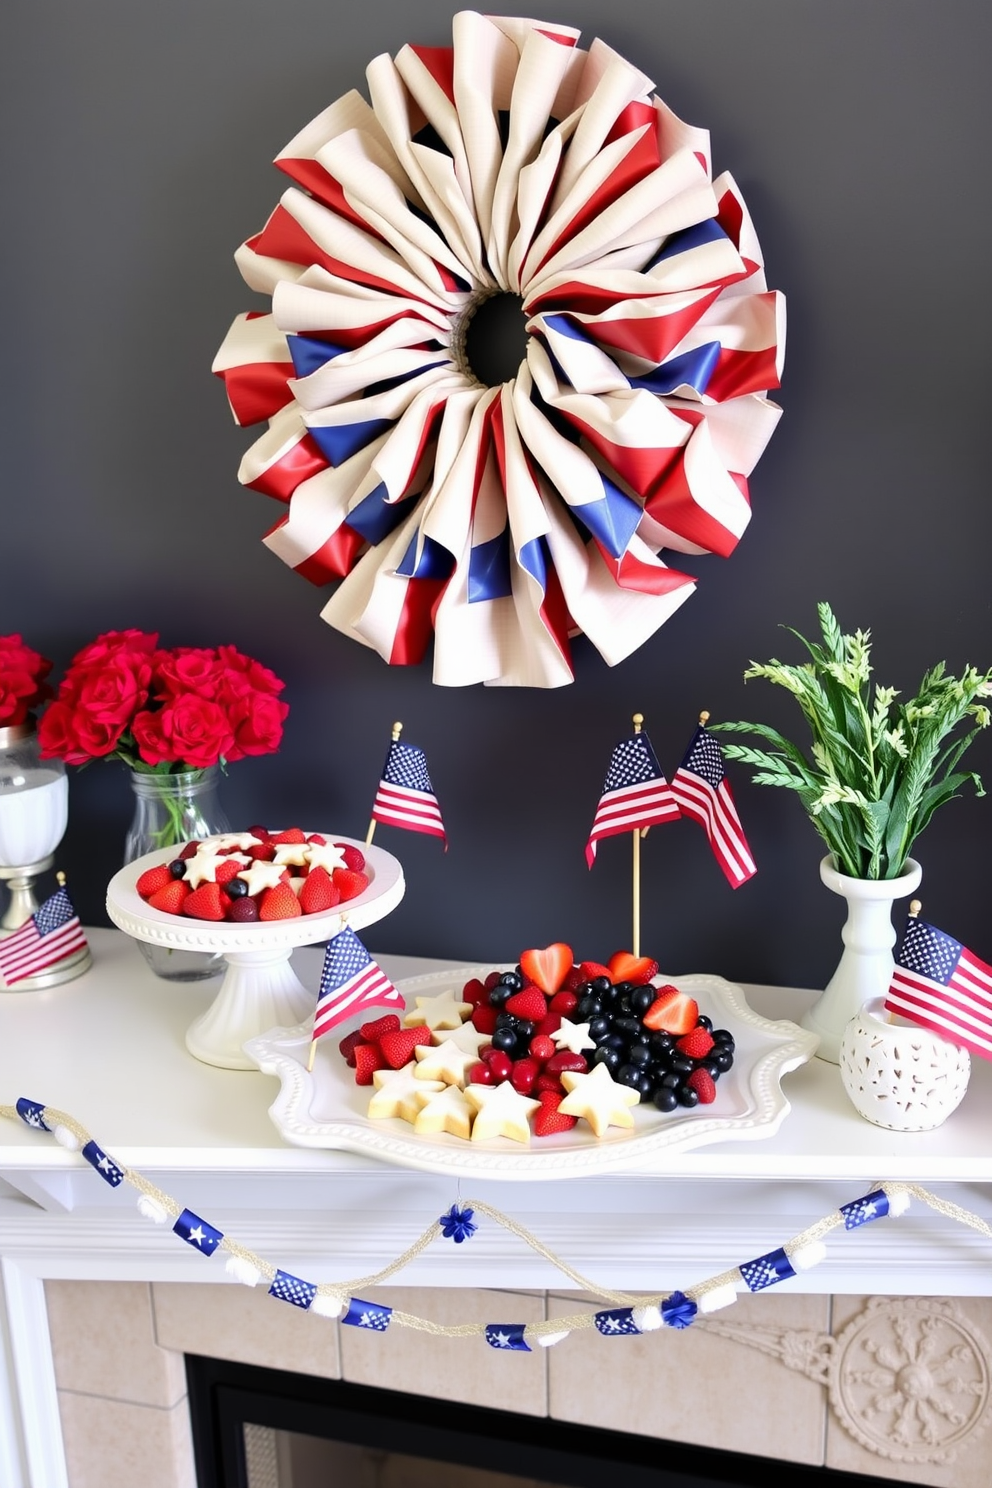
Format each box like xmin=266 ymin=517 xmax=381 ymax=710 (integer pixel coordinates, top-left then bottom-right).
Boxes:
xmin=519 ymin=942 xmax=573 ymax=996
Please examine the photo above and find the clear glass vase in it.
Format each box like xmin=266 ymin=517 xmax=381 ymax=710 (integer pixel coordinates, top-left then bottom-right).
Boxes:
xmin=124 ymin=767 xmax=230 ymax=982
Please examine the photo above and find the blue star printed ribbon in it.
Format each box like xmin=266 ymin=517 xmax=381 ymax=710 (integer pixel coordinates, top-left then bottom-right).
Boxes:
xmin=173 ymin=1208 xmax=223 ymax=1254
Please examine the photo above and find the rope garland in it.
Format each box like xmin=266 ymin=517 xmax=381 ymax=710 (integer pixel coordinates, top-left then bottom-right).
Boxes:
xmin=4 ymin=1097 xmax=987 ymax=1351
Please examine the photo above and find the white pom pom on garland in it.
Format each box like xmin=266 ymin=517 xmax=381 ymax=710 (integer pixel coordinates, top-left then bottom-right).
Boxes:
xmin=535 ymin=1331 xmax=570 ymax=1348
xmin=310 ymin=1294 xmax=344 ymax=1320
xmin=136 ymin=1195 xmax=169 ymax=1225
xmin=632 ymin=1305 xmax=663 ymax=1332
xmin=884 ymin=1188 xmax=912 ymax=1217
xmin=789 ymin=1241 xmax=828 ymax=1273
xmin=696 ymin=1284 xmax=739 ymax=1315
xmin=53 ymin=1125 xmax=80 ymax=1151
xmin=225 ymin=1256 xmax=261 ymax=1287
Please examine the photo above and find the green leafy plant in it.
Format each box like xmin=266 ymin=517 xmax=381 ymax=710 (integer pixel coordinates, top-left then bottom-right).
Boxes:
xmin=712 ymin=603 xmax=992 ymax=880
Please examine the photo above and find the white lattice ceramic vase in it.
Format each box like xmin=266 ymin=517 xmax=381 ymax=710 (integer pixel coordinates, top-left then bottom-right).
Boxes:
xmin=839 ymin=999 xmax=971 ymax=1130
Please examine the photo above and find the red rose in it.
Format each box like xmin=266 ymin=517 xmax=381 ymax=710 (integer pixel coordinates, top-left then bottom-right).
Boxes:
xmin=0 ymin=634 xmax=54 ymax=726
xmin=131 ymin=709 xmax=173 ymax=768
xmin=154 ymin=647 xmax=226 ymax=700
xmin=153 ymin=693 xmax=236 ymax=769
xmin=73 ymin=655 xmax=152 ymax=731
xmin=70 ymin=629 xmax=158 ymax=670
xmin=215 ymin=644 xmax=286 ymax=699
xmin=38 ymin=699 xmax=91 ymax=765
xmin=224 ymin=692 xmax=289 ymax=761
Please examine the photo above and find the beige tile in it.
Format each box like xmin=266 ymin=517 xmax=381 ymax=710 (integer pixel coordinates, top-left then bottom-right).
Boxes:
xmin=826 ymin=1295 xmax=992 ymax=1486
xmin=548 ymin=1290 xmax=828 ymax=1464
xmin=45 ymin=1281 xmax=185 ymax=1409
xmin=58 ymin=1391 xmax=195 ymax=1488
xmin=152 ymin=1281 xmax=341 ymax=1379
xmin=339 ymin=1288 xmax=547 ymax=1415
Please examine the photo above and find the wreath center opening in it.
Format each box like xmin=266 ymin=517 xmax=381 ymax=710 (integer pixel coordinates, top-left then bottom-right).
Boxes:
xmin=460 ymin=292 xmax=529 ymax=387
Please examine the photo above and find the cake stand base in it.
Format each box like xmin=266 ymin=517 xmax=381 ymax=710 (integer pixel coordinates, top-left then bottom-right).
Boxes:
xmin=186 ymin=947 xmax=316 ymax=1070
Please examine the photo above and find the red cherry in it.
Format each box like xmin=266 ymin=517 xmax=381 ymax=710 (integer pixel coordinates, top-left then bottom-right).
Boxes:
xmin=487 ymin=1051 xmax=513 ymax=1083
xmin=510 ymin=1057 xmax=540 ymax=1094
xmin=468 ymin=1061 xmax=493 ymax=1085
xmin=549 ymin=990 xmax=578 ymax=1016
xmin=529 ymin=1034 xmax=556 ymax=1063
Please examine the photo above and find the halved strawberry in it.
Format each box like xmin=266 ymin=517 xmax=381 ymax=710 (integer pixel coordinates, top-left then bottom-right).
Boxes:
xmin=504 ymin=987 xmax=549 ymax=1022
xmin=272 ymin=827 xmax=306 ymax=844
xmin=136 ymin=863 xmax=174 ymax=898
xmin=461 ymin=977 xmax=489 ymax=1008
xmin=332 ymin=867 xmax=370 ymax=902
xmin=360 ymin=1013 xmax=401 ymax=1042
xmin=578 ymin=960 xmax=613 ymax=983
xmin=299 ymin=866 xmax=339 ymax=915
xmin=353 ymin=1042 xmax=386 ymax=1085
xmin=643 ymin=985 xmax=699 ymax=1035
xmin=676 ymin=1027 xmax=715 ymax=1060
xmin=608 ymin=950 xmax=660 ymax=986
xmin=546 ymin=1050 xmax=588 ymax=1075
xmin=519 ymin=943 xmax=574 ymax=995
xmin=182 ymin=881 xmax=229 ymax=921
xmin=338 ymin=1029 xmax=365 ymax=1068
xmin=534 ymin=1090 xmax=578 ymax=1137
xmin=687 ymin=1067 xmax=717 ymax=1104
xmin=378 ymin=1027 xmax=432 ymax=1069
xmin=333 ymin=842 xmax=366 ymax=872
xmin=147 ymin=879 xmax=191 ymax=915
xmin=258 ymin=882 xmax=302 ymax=920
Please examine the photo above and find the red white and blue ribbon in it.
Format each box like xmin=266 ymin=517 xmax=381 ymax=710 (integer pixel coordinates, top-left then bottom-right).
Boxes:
xmin=214 ymin=13 xmax=785 ymax=687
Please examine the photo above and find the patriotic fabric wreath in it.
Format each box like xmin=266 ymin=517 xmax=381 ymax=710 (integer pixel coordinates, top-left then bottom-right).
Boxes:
xmin=214 ymin=11 xmax=785 ymax=687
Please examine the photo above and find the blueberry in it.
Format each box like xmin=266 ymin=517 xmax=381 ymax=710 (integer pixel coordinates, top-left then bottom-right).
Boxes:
xmin=602 ymin=1032 xmax=627 ymax=1051
xmin=696 ymin=1014 xmax=713 ymax=1031
xmin=654 ymin=1087 xmax=679 ymax=1113
xmin=617 ymin=994 xmax=633 ymax=1016
xmin=495 ymin=1011 xmax=518 ymax=1030
xmin=631 ymin=986 xmax=656 ymax=1015
xmin=488 ymin=986 xmax=512 ymax=1008
xmin=589 ymin=1017 xmax=612 ymax=1042
xmin=669 ymin=1054 xmax=694 ymax=1075
xmin=627 ymin=1044 xmax=652 ymax=1069
xmin=499 ymin=970 xmax=523 ymax=990
xmin=713 ymin=1029 xmax=735 ymax=1046
xmin=168 ymin=859 xmax=186 ymax=879
xmin=676 ymin=1084 xmax=700 ymax=1108
xmin=574 ymin=981 xmax=595 ymax=999
xmin=659 ymin=1072 xmax=681 ymax=1089
xmin=515 ymin=1020 xmax=536 ymax=1041
xmin=650 ymin=1031 xmax=674 ymax=1054
xmin=576 ymin=996 xmax=601 ymax=1021
xmin=491 ymin=1027 xmax=517 ymax=1053
xmin=712 ymin=1050 xmax=735 ymax=1073
xmin=614 ymin=1017 xmax=642 ymax=1040
xmin=594 ymin=1046 xmax=622 ymax=1073
xmin=635 ymin=1071 xmax=655 ymax=1097
xmin=225 ymin=877 xmax=248 ymax=898
xmin=617 ymin=1064 xmax=642 ymax=1089
xmin=701 ymin=1059 xmax=722 ymax=1080
xmin=591 ymin=975 xmax=612 ymax=995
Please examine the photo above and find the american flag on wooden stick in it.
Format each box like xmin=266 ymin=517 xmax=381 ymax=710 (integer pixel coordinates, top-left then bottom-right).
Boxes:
xmin=371 ymin=739 xmax=447 ymax=846
xmin=586 ymin=731 xmax=680 ymax=867
xmin=672 ymin=723 xmax=756 ymax=887
xmin=310 ymin=925 xmax=403 ymax=1044
xmin=0 ymin=885 xmax=88 ymax=987
xmin=885 ymin=913 xmax=992 ymax=1060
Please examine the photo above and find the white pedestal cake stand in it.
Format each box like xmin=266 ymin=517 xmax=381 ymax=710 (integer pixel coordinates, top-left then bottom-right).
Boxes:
xmin=106 ymin=836 xmax=405 ymax=1070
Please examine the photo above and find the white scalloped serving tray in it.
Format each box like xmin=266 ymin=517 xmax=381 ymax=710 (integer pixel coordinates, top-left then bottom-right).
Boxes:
xmin=244 ymin=967 xmax=819 ymax=1179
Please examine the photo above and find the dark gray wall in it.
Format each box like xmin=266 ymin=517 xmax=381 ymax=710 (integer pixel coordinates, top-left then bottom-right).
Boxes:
xmin=2 ymin=1 xmax=990 ymax=987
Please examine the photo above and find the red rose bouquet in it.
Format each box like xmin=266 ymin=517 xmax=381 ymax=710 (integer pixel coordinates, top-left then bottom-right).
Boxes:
xmin=0 ymin=634 xmax=54 ymax=728
xmin=38 ymin=630 xmax=288 ymax=771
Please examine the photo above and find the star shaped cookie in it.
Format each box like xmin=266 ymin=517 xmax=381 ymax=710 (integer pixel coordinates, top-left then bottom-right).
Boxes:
xmin=414 ymin=1039 xmax=479 ymax=1088
xmin=403 ymin=988 xmax=472 ymax=1032
xmin=550 ymin=1018 xmax=596 ymax=1056
xmin=367 ymin=1064 xmax=444 ymax=1125
xmin=303 ymin=841 xmax=348 ymax=875
xmin=432 ymin=1020 xmax=490 ymax=1060
xmin=464 ymin=1081 xmax=540 ymax=1144
xmin=557 ymin=1063 xmax=640 ymax=1137
xmin=236 ymin=859 xmax=290 ymax=896
xmin=413 ymin=1085 xmax=474 ymax=1139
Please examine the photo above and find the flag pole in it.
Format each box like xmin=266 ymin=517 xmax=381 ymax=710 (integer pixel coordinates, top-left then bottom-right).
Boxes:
xmin=366 ymin=721 xmax=403 ymax=845
xmin=632 ymin=712 xmax=643 ymax=957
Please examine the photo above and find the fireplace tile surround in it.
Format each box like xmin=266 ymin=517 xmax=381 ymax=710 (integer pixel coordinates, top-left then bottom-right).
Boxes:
xmin=44 ymin=1280 xmax=992 ymax=1488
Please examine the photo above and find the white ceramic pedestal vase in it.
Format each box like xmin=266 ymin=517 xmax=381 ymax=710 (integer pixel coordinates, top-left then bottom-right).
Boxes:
xmin=802 ymin=855 xmax=922 ymax=1064
xmin=840 ymin=999 xmax=971 ymax=1130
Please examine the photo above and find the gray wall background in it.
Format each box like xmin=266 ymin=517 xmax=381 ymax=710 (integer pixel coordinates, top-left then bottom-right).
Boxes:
xmin=2 ymin=0 xmax=989 ymax=987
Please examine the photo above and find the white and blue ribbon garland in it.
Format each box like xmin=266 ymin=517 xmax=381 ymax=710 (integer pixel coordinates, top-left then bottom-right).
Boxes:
xmin=5 ymin=1095 xmax=986 ymax=1349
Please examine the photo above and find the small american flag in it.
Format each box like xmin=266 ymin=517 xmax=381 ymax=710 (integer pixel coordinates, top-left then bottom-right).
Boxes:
xmin=885 ymin=915 xmax=992 ymax=1060
xmin=585 ymin=732 xmax=680 ymax=867
xmin=0 ymin=885 xmax=88 ymax=987
xmin=311 ymin=925 xmax=402 ymax=1043
xmin=672 ymin=725 xmax=756 ymax=887
xmin=371 ymin=739 xmax=446 ymax=845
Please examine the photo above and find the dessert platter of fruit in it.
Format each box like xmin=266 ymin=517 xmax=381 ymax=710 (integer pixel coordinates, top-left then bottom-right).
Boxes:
xmin=106 ymin=827 xmax=405 ymax=1070
xmin=246 ymin=941 xmax=819 ymax=1178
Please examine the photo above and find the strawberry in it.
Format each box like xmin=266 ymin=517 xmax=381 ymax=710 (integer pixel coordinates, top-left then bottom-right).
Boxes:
xmin=535 ymin=1011 xmax=562 ymax=1038
xmin=461 ymin=977 xmax=489 ymax=1008
xmin=471 ymin=1004 xmax=499 ymax=1035
xmin=519 ymin=943 xmax=574 ymax=996
xmin=353 ymin=1042 xmax=386 ymax=1085
xmin=246 ymin=840 xmax=276 ymax=861
xmin=643 ymin=985 xmax=699 ymax=1036
xmin=272 ymin=827 xmax=306 ymax=844
xmin=608 ymin=950 xmax=660 ymax=986
xmin=378 ymin=1028 xmax=432 ymax=1069
xmin=510 ymin=1057 xmax=540 ymax=1094
xmin=227 ymin=896 xmax=258 ymax=922
xmin=468 ymin=1060 xmax=494 ymax=1085
xmin=534 ymin=1071 xmax=565 ymax=1095
xmin=579 ymin=960 xmax=613 ymax=983
xmin=214 ymin=858 xmax=243 ymax=885
xmin=333 ymin=842 xmax=366 ymax=872
xmin=676 ymin=1027 xmax=715 ymax=1060
xmin=332 ymin=868 xmax=370 ymax=902
xmin=546 ymin=1050 xmax=588 ymax=1075
xmin=299 ymin=866 xmax=340 ymax=915
xmin=248 ymin=825 xmax=270 ymax=840
xmin=548 ymin=990 xmax=578 ymax=1016
xmin=360 ymin=1013 xmax=401 ymax=1042
xmin=258 ymin=882 xmax=302 ymax=920
xmin=178 ymin=842 xmax=199 ymax=860
xmin=183 ymin=882 xmax=229 ymax=921
xmin=484 ymin=971 xmax=503 ymax=990
xmin=529 ymin=1034 xmax=556 ymax=1063
xmin=307 ymin=833 xmax=326 ymax=845
xmin=561 ymin=965 xmax=586 ymax=992
xmin=136 ymin=864 xmax=174 ymax=898
xmin=147 ymin=879 xmax=190 ymax=915
xmin=504 ymin=987 xmax=548 ymax=1021
xmin=534 ymin=1091 xmax=578 ymax=1137
xmin=687 ymin=1067 xmax=717 ymax=1104
xmin=338 ymin=1029 xmax=365 ymax=1068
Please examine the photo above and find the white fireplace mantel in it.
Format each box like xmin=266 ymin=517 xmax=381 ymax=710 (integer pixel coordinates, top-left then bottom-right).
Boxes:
xmin=1 ymin=929 xmax=991 ymax=1487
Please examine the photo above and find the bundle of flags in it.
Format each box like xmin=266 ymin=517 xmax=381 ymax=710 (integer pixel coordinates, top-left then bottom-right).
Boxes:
xmin=0 ymin=883 xmax=88 ymax=988
xmin=885 ymin=912 xmax=992 ymax=1060
xmin=586 ymin=719 xmax=756 ymax=887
